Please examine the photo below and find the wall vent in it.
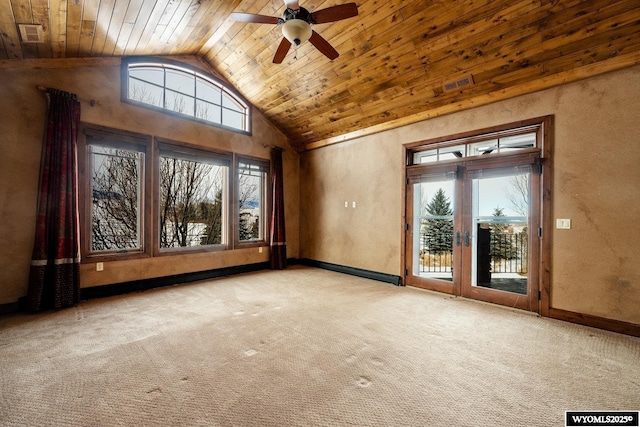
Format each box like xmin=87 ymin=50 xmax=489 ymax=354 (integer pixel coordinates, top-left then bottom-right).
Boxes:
xmin=443 ymin=75 xmax=475 ymax=92
xmin=18 ymin=24 xmax=44 ymax=43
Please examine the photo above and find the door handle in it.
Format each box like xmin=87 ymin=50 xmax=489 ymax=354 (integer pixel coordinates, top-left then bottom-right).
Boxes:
xmin=456 ymin=231 xmax=461 ymax=246
xmin=465 ymin=231 xmax=470 ymax=247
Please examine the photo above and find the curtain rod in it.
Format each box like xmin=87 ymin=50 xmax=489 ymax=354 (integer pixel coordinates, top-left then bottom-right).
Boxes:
xmin=36 ymin=85 xmax=99 ymax=107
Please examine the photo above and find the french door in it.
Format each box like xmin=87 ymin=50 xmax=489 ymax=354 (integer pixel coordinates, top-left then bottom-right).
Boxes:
xmin=405 ymin=153 xmax=541 ymax=312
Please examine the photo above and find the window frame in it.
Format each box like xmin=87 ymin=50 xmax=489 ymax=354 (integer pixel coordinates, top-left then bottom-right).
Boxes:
xmin=234 ymin=155 xmax=270 ymax=248
xmin=79 ymin=124 xmax=272 ymax=262
xmin=403 ymin=115 xmax=553 ymax=315
xmin=153 ymin=139 xmax=233 ymax=256
xmin=79 ymin=124 xmax=153 ymax=261
xmin=121 ymin=57 xmax=252 ymax=135
xmin=406 ymin=122 xmax=543 ymax=167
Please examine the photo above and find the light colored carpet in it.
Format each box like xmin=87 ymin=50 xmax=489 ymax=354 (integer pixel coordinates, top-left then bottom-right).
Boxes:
xmin=0 ymin=266 xmax=638 ymax=426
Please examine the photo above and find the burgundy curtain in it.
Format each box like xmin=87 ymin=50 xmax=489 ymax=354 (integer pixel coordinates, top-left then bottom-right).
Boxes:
xmin=269 ymin=147 xmax=287 ymax=269
xmin=27 ymin=88 xmax=82 ymax=312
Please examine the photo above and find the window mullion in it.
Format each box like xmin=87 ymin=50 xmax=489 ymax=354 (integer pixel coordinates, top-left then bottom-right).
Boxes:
xmin=192 ymin=73 xmax=197 ymax=120
xmin=162 ymin=68 xmax=167 ymax=110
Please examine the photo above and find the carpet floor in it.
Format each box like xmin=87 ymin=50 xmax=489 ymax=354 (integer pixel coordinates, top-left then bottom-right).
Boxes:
xmin=0 ymin=266 xmax=638 ymax=426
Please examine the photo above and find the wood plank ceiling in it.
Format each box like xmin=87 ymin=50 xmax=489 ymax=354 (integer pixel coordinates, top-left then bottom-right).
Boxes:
xmin=1 ymin=0 xmax=639 ymax=151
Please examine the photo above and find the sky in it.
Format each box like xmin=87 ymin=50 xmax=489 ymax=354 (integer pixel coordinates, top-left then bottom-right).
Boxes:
xmin=419 ymin=172 xmax=529 ymax=220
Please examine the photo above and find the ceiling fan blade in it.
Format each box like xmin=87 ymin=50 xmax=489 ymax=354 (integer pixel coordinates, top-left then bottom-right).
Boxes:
xmin=309 ymin=31 xmax=339 ymax=60
xmin=311 ymin=3 xmax=358 ymax=24
xmin=231 ymin=12 xmax=279 ymax=24
xmin=284 ymin=0 xmax=300 ymax=10
xmin=273 ymin=38 xmax=292 ymax=64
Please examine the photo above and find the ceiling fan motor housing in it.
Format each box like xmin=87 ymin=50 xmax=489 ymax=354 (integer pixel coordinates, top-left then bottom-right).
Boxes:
xmin=281 ymin=7 xmax=314 ymax=24
xmin=280 ymin=7 xmax=314 ymax=45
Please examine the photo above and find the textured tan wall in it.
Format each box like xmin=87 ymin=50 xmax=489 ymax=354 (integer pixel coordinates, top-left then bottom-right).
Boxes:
xmin=300 ymin=65 xmax=640 ymax=325
xmin=300 ymin=137 xmax=402 ymax=272
xmin=0 ymin=57 xmax=299 ymax=304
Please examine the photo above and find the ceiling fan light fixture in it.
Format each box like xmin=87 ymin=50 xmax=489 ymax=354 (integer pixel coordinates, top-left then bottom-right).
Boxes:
xmin=282 ymin=19 xmax=312 ymax=45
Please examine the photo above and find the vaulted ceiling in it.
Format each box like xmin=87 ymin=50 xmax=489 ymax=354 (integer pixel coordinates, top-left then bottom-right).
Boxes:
xmin=1 ymin=0 xmax=640 ymax=151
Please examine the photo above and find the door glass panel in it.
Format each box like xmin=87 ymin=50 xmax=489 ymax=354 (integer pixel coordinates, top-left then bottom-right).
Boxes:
xmin=471 ymin=170 xmax=529 ymax=294
xmin=413 ymin=179 xmax=455 ymax=280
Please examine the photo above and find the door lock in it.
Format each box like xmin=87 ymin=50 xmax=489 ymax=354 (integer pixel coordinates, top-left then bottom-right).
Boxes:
xmin=465 ymin=231 xmax=470 ymax=247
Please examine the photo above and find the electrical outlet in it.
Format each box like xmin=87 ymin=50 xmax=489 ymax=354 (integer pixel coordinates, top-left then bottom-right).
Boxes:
xmin=352 ymin=201 xmax=356 ymax=208
xmin=344 ymin=201 xmax=348 ymax=208
xmin=96 ymin=262 xmax=104 ymax=271
xmin=259 ymin=247 xmax=263 ymax=253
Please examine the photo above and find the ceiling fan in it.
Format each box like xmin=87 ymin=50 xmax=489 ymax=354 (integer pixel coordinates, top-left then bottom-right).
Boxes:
xmin=231 ymin=0 xmax=358 ymax=64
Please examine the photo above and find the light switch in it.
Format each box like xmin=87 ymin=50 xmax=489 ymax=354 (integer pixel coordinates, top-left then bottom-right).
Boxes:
xmin=96 ymin=262 xmax=104 ymax=271
xmin=344 ymin=201 xmax=349 ymax=208
xmin=556 ymin=219 xmax=571 ymax=229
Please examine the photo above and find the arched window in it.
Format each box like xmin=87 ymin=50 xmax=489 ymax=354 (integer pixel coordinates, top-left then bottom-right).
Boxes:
xmin=122 ymin=58 xmax=250 ymax=133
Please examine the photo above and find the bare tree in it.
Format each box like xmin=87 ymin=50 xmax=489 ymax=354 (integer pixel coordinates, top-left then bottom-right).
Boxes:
xmin=506 ymin=174 xmax=529 ymax=217
xmin=130 ymin=82 xmax=162 ymax=108
xmin=238 ymin=168 xmax=261 ymax=240
xmin=200 ymin=190 xmax=223 ymax=245
xmin=159 ymin=157 xmax=224 ymax=248
xmin=91 ymin=148 xmax=141 ymax=251
xmin=505 ymin=174 xmax=529 ymax=274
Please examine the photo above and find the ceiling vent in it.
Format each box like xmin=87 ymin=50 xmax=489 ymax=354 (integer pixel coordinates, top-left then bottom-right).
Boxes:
xmin=18 ymin=24 xmax=44 ymax=43
xmin=443 ymin=75 xmax=475 ymax=92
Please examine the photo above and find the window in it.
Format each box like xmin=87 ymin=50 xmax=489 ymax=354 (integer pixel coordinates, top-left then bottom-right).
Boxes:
xmin=158 ymin=143 xmax=230 ymax=251
xmin=80 ymin=125 xmax=270 ymax=260
xmin=237 ymin=158 xmax=268 ymax=244
xmin=412 ymin=130 xmax=537 ymax=164
xmin=90 ymin=145 xmax=144 ymax=252
xmin=122 ymin=58 xmax=251 ymax=133
xmin=81 ymin=126 xmax=151 ymax=258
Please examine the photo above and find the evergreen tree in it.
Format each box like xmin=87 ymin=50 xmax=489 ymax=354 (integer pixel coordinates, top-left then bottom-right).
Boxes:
xmin=239 ymin=213 xmax=255 ymax=241
xmin=250 ymin=215 xmax=260 ymax=239
xmin=490 ymin=207 xmax=517 ymax=262
xmin=201 ymin=190 xmax=223 ymax=245
xmin=424 ymin=188 xmax=453 ymax=254
xmin=491 ymin=207 xmax=508 ymax=233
